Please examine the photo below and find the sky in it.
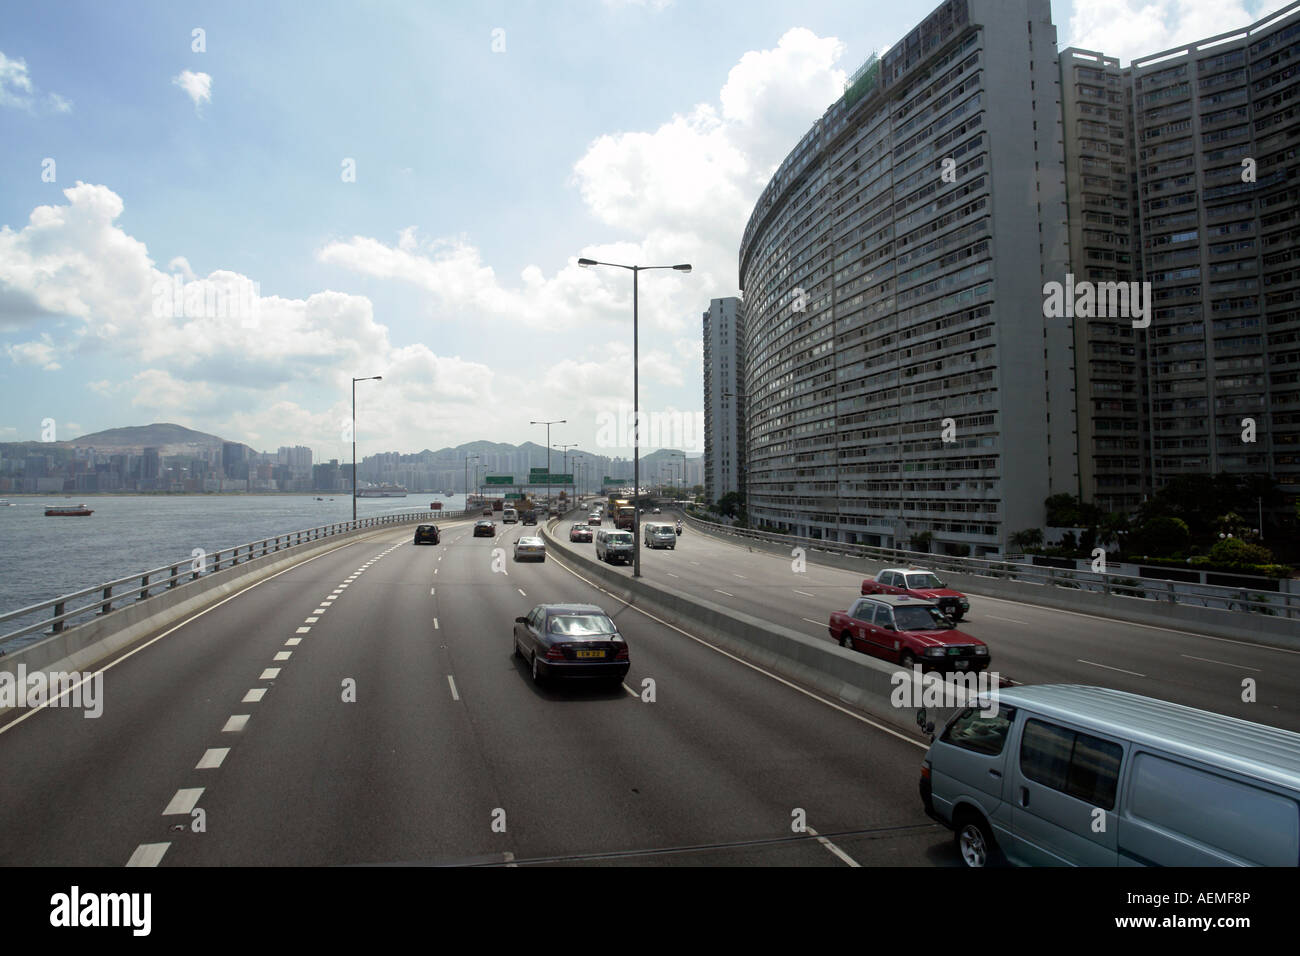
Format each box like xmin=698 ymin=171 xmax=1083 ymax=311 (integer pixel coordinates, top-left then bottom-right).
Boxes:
xmin=0 ymin=0 xmax=1285 ymax=464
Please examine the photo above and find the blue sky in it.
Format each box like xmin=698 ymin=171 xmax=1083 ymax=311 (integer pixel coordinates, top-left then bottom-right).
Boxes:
xmin=0 ymin=0 xmax=1281 ymax=462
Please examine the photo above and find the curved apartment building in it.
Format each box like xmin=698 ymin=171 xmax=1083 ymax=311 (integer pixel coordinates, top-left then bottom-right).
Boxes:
xmin=738 ymin=0 xmax=1075 ymax=555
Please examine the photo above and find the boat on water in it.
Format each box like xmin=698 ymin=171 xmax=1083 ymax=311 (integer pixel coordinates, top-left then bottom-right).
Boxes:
xmin=45 ymin=504 xmax=94 ymax=516
xmin=356 ymin=485 xmax=408 ymax=498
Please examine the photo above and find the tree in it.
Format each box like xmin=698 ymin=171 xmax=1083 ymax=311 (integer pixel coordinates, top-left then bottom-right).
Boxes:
xmin=1130 ymin=516 xmax=1190 ymax=557
xmin=1010 ymin=528 xmax=1043 ymax=551
xmin=1209 ymin=537 xmax=1273 ymax=566
xmin=716 ymin=491 xmax=744 ymax=519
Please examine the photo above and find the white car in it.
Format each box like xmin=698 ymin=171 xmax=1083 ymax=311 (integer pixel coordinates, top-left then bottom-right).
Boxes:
xmin=652 ymin=507 xmax=661 ymax=514
xmin=513 ymin=536 xmax=547 ymax=562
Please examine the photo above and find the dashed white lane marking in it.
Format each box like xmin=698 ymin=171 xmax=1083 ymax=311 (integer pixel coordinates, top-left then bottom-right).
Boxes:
xmin=1078 ymin=659 xmax=1145 ymax=678
xmin=666 ymin=572 xmax=680 ymax=578
xmin=337 ymin=584 xmax=348 ymax=588
xmin=222 ymin=715 xmax=250 ymax=732
xmin=313 ymin=607 xmax=327 ymax=614
xmin=285 ymin=638 xmax=301 ymax=646
xmin=305 ymin=617 xmax=320 ymax=623
xmin=1182 ymin=654 xmax=1260 ymax=671
xmin=806 ymin=826 xmax=861 ymax=867
xmin=433 ymin=619 xmax=440 ymax=630
xmin=690 ymin=561 xmax=700 ymax=566
xmin=430 ymin=587 xmax=436 ymax=595
xmin=988 ymin=615 xmax=1031 ymax=625
xmin=713 ymin=589 xmax=733 ymax=597
xmin=321 ymin=600 xmax=335 ymax=606
xmin=732 ymin=573 xmax=747 ymax=579
xmin=503 ymin=851 xmax=517 ymax=868
xmin=621 ymin=682 xmax=638 ymax=698
xmin=517 ymin=588 xmax=526 ymax=597
xmin=260 ymin=668 xmax=281 ymax=680
xmin=126 ymin=843 xmax=170 ymax=867
xmin=434 ymin=569 xmax=439 ymax=574
xmin=196 ymin=748 xmax=230 ymax=770
xmin=274 ymin=651 xmax=292 ymax=661
xmin=163 ymin=788 xmax=204 ymax=815
xmin=447 ymin=675 xmax=460 ymax=701
xmin=793 ymin=589 xmax=815 ymax=597
xmin=242 ymin=689 xmax=266 ymax=703
xmin=296 ymin=627 xmax=311 ymax=634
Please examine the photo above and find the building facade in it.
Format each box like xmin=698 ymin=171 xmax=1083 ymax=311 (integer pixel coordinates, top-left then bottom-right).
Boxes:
xmin=738 ymin=0 xmax=1075 ymax=555
xmin=703 ymin=296 xmax=745 ymax=504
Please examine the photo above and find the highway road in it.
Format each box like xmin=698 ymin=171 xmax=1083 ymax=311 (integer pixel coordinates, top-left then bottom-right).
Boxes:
xmin=0 ymin=514 xmax=954 ymax=866
xmin=554 ymin=507 xmax=1300 ymax=734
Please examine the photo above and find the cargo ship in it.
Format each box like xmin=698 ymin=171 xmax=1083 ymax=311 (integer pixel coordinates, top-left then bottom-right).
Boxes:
xmin=45 ymin=504 xmax=94 ymax=516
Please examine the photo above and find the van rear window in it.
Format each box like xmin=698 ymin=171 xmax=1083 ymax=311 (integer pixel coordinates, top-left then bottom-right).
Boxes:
xmin=1020 ymin=719 xmax=1123 ymax=810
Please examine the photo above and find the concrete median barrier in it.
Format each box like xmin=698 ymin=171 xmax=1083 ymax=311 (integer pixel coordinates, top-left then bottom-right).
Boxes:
xmin=542 ymin=521 xmax=957 ymax=742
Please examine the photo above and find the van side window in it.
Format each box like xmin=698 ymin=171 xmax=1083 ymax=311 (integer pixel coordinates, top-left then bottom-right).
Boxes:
xmin=941 ymin=706 xmax=1017 ymax=756
xmin=1020 ymin=719 xmax=1124 ymax=810
xmin=1128 ymin=752 xmax=1300 ymax=866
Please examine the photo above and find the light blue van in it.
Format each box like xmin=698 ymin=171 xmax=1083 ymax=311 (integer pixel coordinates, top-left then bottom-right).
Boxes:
xmin=920 ymin=684 xmax=1300 ymax=867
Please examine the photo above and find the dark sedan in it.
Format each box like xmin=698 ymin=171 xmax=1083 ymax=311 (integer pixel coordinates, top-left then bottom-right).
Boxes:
xmin=413 ymin=524 xmax=440 ymax=545
xmin=473 ymin=519 xmax=496 ymax=537
xmin=513 ymin=604 xmax=629 ymax=686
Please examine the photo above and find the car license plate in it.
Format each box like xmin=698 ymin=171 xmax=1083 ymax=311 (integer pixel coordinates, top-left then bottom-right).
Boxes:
xmin=575 ymin=650 xmax=605 ymax=659
xmin=954 ymin=660 xmax=969 ymax=669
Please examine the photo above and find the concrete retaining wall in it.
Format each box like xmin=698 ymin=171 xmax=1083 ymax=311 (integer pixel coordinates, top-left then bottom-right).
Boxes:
xmin=679 ymin=512 xmax=1300 ymax=651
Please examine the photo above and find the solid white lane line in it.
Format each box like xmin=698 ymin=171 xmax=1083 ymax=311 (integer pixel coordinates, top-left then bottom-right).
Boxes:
xmin=196 ymin=748 xmax=230 ymax=770
xmin=296 ymin=627 xmax=311 ymax=634
xmin=988 ymin=615 xmax=1031 ymax=625
xmin=274 ymin=651 xmax=292 ymax=661
xmin=806 ymin=826 xmax=861 ymax=867
xmin=126 ymin=843 xmax=170 ymax=867
xmin=622 ymin=682 xmax=638 ymax=698
xmin=793 ymin=589 xmax=815 ymax=597
xmin=1078 ymin=659 xmax=1145 ymax=678
xmin=222 ymin=715 xmax=250 ymax=732
xmin=802 ymin=618 xmax=826 ymax=628
xmin=163 ymin=788 xmax=204 ymax=815
xmin=1182 ymin=654 xmax=1261 ymax=671
xmin=285 ymin=638 xmax=301 ymax=646
xmin=242 ymin=689 xmax=266 ymax=703
xmin=713 ymin=589 xmax=733 ymax=597
xmin=447 ymin=675 xmax=460 ymax=701
xmin=260 ymin=668 xmax=281 ymax=680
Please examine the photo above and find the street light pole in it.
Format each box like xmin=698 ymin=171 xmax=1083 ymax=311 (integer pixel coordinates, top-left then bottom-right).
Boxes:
xmin=352 ymin=374 xmax=382 ymax=522
xmin=554 ymin=442 xmax=577 ymax=510
xmin=578 ymin=256 xmax=692 ymax=577
xmin=464 ymin=454 xmax=479 ymax=513
xmin=530 ymin=419 xmax=565 ymax=514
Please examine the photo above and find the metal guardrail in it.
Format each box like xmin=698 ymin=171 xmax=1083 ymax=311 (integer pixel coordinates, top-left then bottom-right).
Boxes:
xmin=680 ymin=508 xmax=1300 ymax=621
xmin=0 ymin=509 xmax=473 ymax=649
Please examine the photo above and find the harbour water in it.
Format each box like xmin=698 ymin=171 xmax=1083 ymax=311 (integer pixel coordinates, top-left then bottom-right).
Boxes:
xmin=0 ymin=494 xmax=465 ymax=647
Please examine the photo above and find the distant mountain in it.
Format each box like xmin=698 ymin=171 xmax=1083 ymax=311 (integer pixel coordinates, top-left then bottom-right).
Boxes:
xmin=69 ymin=423 xmax=234 ymax=455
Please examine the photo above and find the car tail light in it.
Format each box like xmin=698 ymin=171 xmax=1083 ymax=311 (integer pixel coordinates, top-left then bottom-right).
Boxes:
xmin=614 ymin=644 xmax=629 ymax=660
xmin=545 ymin=644 xmax=567 ymax=661
xmin=920 ymin=762 xmax=931 ymax=781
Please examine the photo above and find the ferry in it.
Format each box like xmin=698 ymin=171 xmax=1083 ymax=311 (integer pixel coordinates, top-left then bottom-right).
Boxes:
xmin=356 ymin=485 xmax=408 ymax=498
xmin=45 ymin=504 xmax=94 ymax=516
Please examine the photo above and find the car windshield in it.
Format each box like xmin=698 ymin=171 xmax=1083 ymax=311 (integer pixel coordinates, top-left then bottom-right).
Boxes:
xmin=548 ymin=614 xmax=615 ymax=635
xmin=608 ymin=533 xmax=633 ymax=544
xmin=905 ymin=573 xmax=944 ymax=589
xmin=893 ymin=605 xmax=952 ymax=631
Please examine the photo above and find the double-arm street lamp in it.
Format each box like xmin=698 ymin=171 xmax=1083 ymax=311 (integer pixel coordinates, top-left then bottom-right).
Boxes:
xmin=578 ymin=257 xmax=692 ymax=577
xmin=352 ymin=374 xmax=382 ymax=521
xmin=554 ymin=443 xmax=577 ymax=508
xmin=464 ymin=454 xmax=480 ymax=511
xmin=530 ymin=419 xmax=565 ymax=513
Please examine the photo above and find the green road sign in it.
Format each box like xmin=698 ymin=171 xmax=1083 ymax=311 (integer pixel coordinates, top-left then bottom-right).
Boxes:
xmin=484 ymin=475 xmax=513 ymax=485
xmin=529 ymin=467 xmax=548 ymax=475
xmin=602 ymin=477 xmax=619 ymax=485
xmin=505 ymin=493 xmax=523 ymax=500
xmin=536 ymin=473 xmax=573 ymax=484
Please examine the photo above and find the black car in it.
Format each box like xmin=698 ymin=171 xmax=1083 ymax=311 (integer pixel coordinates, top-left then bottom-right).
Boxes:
xmin=513 ymin=604 xmax=629 ymax=686
xmin=413 ymin=524 xmax=440 ymax=545
xmin=522 ymin=511 xmax=537 ymax=525
xmin=473 ymin=519 xmax=495 ymax=537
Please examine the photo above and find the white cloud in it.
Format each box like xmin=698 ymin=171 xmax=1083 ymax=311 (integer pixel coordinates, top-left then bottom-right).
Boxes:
xmin=172 ymin=70 xmax=212 ymax=110
xmin=4 ymin=334 xmax=60 ymax=370
xmin=0 ymin=50 xmax=72 ymax=113
xmin=1064 ymin=0 xmax=1272 ymax=65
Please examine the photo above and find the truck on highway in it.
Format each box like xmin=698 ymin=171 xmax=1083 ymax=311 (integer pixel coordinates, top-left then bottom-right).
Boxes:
xmin=861 ymin=567 xmax=970 ymax=622
xmin=615 ymin=505 xmax=636 ymax=530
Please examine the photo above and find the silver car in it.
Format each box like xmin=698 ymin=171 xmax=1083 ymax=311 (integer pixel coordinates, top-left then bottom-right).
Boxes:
xmin=513 ymin=535 xmax=546 ymax=562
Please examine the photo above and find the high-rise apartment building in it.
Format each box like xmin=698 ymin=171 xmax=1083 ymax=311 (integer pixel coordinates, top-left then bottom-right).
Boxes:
xmin=738 ymin=0 xmax=1074 ymax=555
xmin=703 ymin=297 xmax=745 ymax=504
